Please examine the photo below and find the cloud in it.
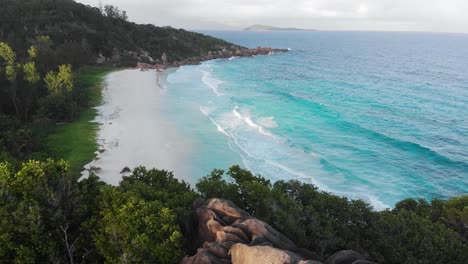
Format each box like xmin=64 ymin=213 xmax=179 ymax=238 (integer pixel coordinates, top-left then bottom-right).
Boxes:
xmin=75 ymin=0 xmax=468 ymax=33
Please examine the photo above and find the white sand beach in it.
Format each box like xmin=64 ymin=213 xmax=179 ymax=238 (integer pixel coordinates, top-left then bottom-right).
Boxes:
xmin=82 ymin=69 xmax=193 ymax=185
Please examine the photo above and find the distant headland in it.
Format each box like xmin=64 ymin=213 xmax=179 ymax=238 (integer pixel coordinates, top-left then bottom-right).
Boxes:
xmin=244 ymin=24 xmax=316 ymax=31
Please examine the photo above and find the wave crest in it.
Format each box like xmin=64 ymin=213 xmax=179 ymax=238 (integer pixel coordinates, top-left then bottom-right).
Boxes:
xmin=232 ymin=106 xmax=273 ymax=136
xmin=200 ymin=106 xmax=230 ymax=137
xmin=200 ymin=69 xmax=224 ymax=96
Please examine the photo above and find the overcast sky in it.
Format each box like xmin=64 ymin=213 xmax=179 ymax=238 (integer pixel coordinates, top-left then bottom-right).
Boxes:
xmin=75 ymin=0 xmax=468 ymax=33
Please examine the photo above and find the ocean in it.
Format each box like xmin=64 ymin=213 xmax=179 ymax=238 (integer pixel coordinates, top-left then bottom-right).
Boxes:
xmin=162 ymin=31 xmax=468 ymax=209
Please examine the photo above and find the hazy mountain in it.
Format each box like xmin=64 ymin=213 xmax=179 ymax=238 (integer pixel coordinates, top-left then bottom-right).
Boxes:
xmin=244 ymin=24 xmax=316 ymax=31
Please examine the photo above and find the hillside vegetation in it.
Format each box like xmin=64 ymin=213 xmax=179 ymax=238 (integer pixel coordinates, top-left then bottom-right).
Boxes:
xmin=0 ymin=0 xmax=241 ymax=64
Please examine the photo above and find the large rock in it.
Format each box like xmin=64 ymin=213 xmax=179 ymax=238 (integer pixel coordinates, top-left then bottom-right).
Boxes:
xmin=231 ymin=218 xmax=296 ymax=250
xmin=181 ymin=243 xmax=232 ymax=264
xmin=182 ymin=198 xmax=316 ymax=264
xmin=230 ymin=244 xmax=318 ymax=264
xmin=325 ymin=250 xmax=364 ymax=264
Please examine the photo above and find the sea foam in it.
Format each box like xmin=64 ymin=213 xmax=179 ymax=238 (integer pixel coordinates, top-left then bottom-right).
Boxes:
xmin=200 ymin=106 xmax=230 ymax=137
xmin=232 ymin=106 xmax=273 ymax=136
xmin=200 ymin=69 xmax=224 ymax=96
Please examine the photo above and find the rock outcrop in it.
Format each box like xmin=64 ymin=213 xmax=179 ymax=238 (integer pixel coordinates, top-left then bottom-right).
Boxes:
xmin=132 ymin=46 xmax=288 ymax=71
xmin=230 ymin=244 xmax=322 ymax=264
xmin=182 ymin=198 xmax=376 ymax=264
xmin=324 ymin=250 xmax=365 ymax=264
xmin=171 ymin=46 xmax=288 ymax=67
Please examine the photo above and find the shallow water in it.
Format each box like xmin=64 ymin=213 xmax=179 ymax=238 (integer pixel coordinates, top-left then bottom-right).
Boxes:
xmin=162 ymin=31 xmax=468 ymax=209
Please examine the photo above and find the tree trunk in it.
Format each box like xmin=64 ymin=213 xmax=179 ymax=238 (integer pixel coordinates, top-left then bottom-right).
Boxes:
xmin=9 ymin=80 xmax=20 ymax=118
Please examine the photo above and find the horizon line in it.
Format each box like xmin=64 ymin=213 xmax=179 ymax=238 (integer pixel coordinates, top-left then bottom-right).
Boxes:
xmin=185 ymin=28 xmax=468 ymax=35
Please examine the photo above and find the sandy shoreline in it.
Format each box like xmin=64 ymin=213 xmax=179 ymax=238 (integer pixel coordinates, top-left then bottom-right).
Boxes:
xmin=82 ymin=68 xmax=193 ymax=185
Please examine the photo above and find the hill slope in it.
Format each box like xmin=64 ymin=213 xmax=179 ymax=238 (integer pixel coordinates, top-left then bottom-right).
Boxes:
xmin=0 ymin=0 xmax=243 ymax=64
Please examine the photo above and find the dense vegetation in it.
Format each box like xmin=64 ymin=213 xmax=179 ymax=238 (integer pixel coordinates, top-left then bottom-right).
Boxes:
xmin=0 ymin=0 xmax=239 ymax=65
xmin=0 ymin=161 xmax=467 ymax=263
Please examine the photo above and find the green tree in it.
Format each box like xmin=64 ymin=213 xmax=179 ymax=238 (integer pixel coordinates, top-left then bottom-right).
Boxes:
xmin=0 ymin=200 xmax=44 ymax=263
xmin=369 ymin=209 xmax=468 ymax=264
xmin=0 ymin=159 xmax=86 ymax=263
xmin=40 ymin=64 xmax=77 ymax=120
xmin=0 ymin=42 xmax=20 ymax=117
xmin=94 ymin=186 xmax=183 ymax=263
xmin=103 ymin=4 xmax=128 ymax=21
xmin=0 ymin=42 xmax=43 ymax=120
xmin=442 ymin=196 xmax=468 ymax=242
xmin=44 ymin=64 xmax=74 ymax=96
xmin=20 ymin=61 xmax=40 ymax=119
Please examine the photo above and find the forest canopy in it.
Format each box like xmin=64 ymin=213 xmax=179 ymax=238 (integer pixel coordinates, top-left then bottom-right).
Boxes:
xmin=0 ymin=161 xmax=467 ymax=263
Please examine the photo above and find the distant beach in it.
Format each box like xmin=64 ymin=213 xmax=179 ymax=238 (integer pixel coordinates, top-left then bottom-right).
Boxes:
xmin=82 ymin=69 xmax=193 ymax=185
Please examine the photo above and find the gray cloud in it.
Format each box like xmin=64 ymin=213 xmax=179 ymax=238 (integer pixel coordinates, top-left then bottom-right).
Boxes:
xmin=76 ymin=0 xmax=468 ymax=33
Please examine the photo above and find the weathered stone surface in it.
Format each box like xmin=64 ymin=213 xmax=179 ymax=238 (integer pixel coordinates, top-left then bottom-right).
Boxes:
xmin=205 ymin=199 xmax=251 ymax=224
xmin=325 ymin=250 xmax=364 ymax=264
xmin=230 ymin=244 xmax=304 ymax=264
xmin=181 ymin=242 xmax=232 ymax=264
xmin=232 ymin=218 xmax=296 ymax=250
xmin=299 ymin=261 xmax=323 ymax=264
xmin=183 ymin=198 xmax=316 ymax=264
xmin=132 ymin=46 xmax=288 ymax=71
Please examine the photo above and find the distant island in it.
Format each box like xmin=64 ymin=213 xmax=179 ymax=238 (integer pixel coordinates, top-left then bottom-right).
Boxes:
xmin=244 ymin=24 xmax=316 ymax=31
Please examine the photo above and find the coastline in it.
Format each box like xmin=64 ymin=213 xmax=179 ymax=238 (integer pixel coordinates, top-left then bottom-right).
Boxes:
xmin=82 ymin=69 xmax=193 ymax=185
xmin=80 ymin=47 xmax=288 ymax=184
xmin=132 ymin=46 xmax=288 ymax=71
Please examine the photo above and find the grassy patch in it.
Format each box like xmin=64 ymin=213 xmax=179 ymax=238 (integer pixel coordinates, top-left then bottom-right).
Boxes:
xmin=42 ymin=66 xmax=115 ymax=174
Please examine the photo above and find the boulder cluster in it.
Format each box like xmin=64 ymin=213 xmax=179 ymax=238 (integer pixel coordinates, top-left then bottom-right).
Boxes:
xmin=170 ymin=47 xmax=288 ymax=67
xmin=132 ymin=47 xmax=288 ymax=71
xmin=182 ymin=198 xmax=376 ymax=264
xmin=200 ymin=46 xmax=288 ymax=61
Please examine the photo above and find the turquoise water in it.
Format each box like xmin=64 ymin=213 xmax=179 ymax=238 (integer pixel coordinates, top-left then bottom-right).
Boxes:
xmin=163 ymin=31 xmax=468 ymax=209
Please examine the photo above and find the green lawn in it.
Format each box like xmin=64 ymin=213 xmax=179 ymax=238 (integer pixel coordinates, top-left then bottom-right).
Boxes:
xmin=43 ymin=66 xmax=115 ymax=175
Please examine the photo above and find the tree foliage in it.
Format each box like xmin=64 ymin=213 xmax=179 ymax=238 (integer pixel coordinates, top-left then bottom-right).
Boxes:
xmin=0 ymin=162 xmax=467 ymax=263
xmin=0 ymin=159 xmax=80 ymax=262
xmin=0 ymin=161 xmax=196 ymax=263
xmin=22 ymin=62 xmax=40 ymax=84
xmin=94 ymin=187 xmax=183 ymax=263
xmin=44 ymin=64 xmax=74 ymax=96
xmin=197 ymin=166 xmax=468 ymax=263
xmin=0 ymin=41 xmax=77 ymax=121
xmin=0 ymin=42 xmax=17 ymax=83
xmin=102 ymin=4 xmax=128 ymax=21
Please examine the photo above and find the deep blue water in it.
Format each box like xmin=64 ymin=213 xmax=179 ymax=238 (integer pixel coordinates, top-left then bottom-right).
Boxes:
xmin=163 ymin=31 xmax=468 ymax=209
